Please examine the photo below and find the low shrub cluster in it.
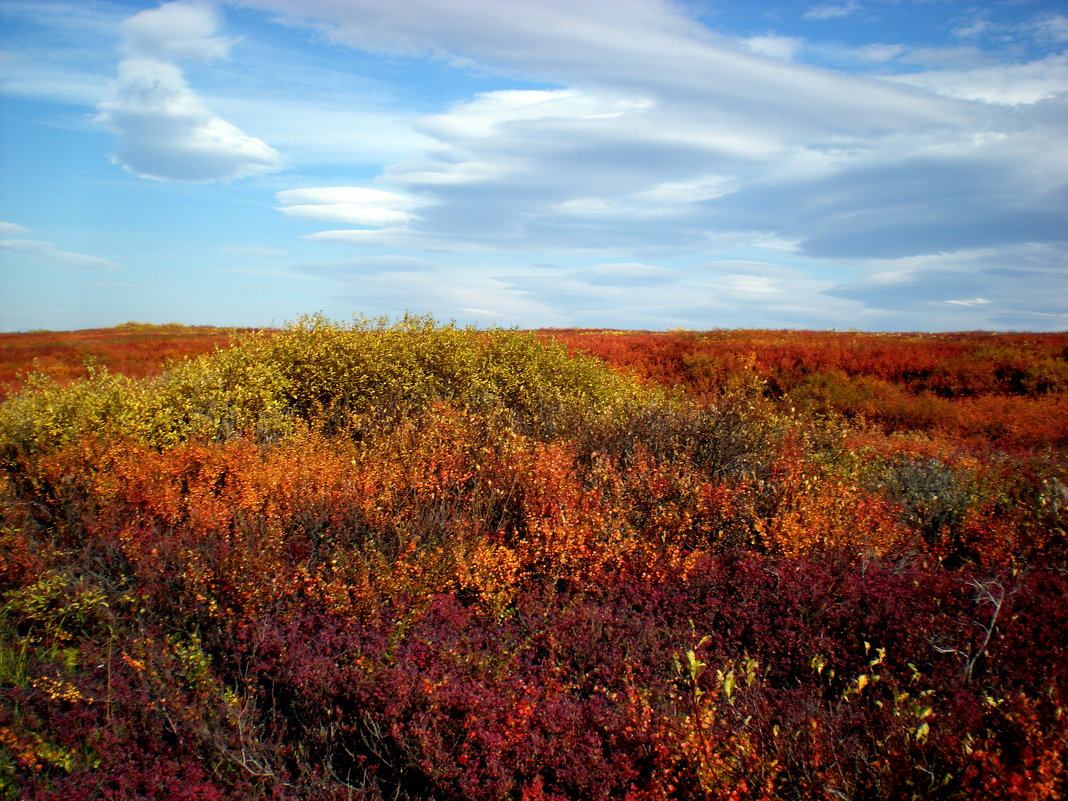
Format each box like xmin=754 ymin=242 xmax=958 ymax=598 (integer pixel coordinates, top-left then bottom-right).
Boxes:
xmin=1 ymin=318 xmax=1065 ymax=799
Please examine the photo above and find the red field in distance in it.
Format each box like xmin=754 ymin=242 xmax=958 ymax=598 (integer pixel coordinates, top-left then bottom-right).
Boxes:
xmin=0 ymin=323 xmax=249 ymax=400
xmin=540 ymin=328 xmax=1068 ymax=451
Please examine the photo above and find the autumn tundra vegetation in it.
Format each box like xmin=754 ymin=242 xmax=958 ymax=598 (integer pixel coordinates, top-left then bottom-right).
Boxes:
xmin=1 ymin=315 xmax=1066 ymax=800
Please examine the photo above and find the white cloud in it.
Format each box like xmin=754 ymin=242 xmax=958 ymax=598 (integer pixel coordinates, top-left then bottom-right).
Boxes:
xmin=121 ymin=2 xmax=236 ymax=63
xmin=584 ymin=261 xmax=677 ymax=286
xmin=207 ymin=97 xmax=432 ymax=166
xmin=716 ymin=274 xmax=781 ymax=297
xmin=699 ymin=259 xmax=801 ymax=278
xmin=296 ymin=257 xmax=566 ymax=327
xmin=824 ymin=245 xmax=1068 ymax=329
xmin=0 ymin=222 xmax=29 ymax=236
xmin=280 ymin=205 xmax=411 ymax=227
xmin=96 ymin=58 xmax=284 ymax=182
xmin=550 ymin=175 xmax=737 ymax=226
xmin=803 ymin=3 xmax=862 ymax=21
xmin=416 ymin=89 xmax=652 ymax=139
xmin=955 ymin=11 xmax=1068 ymax=48
xmin=238 ymin=0 xmax=967 ymax=133
xmin=1031 ymin=13 xmax=1068 ymax=45
xmin=744 ymin=35 xmax=801 ymax=61
xmin=632 ymin=175 xmax=732 ymax=203
xmin=96 ymin=2 xmax=282 ymax=182
xmin=855 ymin=44 xmax=905 ymax=63
xmin=276 ymin=187 xmax=423 ymax=227
xmin=498 ymin=256 xmax=856 ymax=330
xmin=886 ymin=54 xmax=1068 ymax=105
xmin=953 ymin=19 xmax=993 ymax=42
xmin=246 ymin=0 xmax=978 ymax=257
xmin=0 ymin=239 xmax=122 ymax=271
xmin=277 ymin=187 xmax=415 ymax=206
xmin=304 ymin=227 xmax=493 ymax=253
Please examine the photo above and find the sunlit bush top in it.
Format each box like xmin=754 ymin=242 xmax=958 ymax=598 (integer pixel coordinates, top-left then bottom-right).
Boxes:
xmin=0 ymin=314 xmax=658 ymax=457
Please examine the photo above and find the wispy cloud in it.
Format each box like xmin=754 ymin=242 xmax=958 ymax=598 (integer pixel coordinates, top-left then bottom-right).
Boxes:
xmin=954 ymin=11 xmax=1068 ymax=48
xmin=825 ymin=245 xmax=1068 ymax=329
xmin=803 ymin=3 xmax=862 ymax=21
xmin=276 ymin=187 xmax=424 ymax=228
xmin=0 ymin=238 xmax=122 ymax=271
xmin=743 ymin=35 xmax=802 ymax=61
xmin=295 ymin=256 xmax=565 ymax=327
xmin=887 ymin=53 xmax=1068 ymax=105
xmin=96 ymin=1 xmax=282 ymax=182
xmin=220 ymin=245 xmax=287 ymax=257
xmin=238 ymin=0 xmax=1065 ymax=330
xmin=0 ymin=0 xmax=122 ymax=104
xmin=6 ymin=0 xmax=1065 ymax=332
xmin=247 ymin=0 xmax=978 ymax=248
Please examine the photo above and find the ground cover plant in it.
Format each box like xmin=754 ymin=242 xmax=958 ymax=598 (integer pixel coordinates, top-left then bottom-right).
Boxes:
xmin=1 ymin=316 xmax=1066 ymax=800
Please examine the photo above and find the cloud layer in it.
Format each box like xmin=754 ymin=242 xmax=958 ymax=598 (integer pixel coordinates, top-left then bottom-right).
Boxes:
xmin=230 ymin=0 xmax=1065 ymax=329
xmin=9 ymin=0 xmax=1059 ymax=330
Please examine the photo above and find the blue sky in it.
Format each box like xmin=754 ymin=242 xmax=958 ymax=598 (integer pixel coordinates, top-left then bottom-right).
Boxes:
xmin=1 ymin=0 xmax=1066 ymax=332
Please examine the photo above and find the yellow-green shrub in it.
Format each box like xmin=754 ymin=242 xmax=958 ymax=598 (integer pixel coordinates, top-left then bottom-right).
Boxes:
xmin=233 ymin=314 xmax=652 ymax=424
xmin=0 ymin=314 xmax=658 ymax=460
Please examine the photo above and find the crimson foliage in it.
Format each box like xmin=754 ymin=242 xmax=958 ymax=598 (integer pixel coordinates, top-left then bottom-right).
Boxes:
xmin=1 ymin=321 xmax=1066 ymax=800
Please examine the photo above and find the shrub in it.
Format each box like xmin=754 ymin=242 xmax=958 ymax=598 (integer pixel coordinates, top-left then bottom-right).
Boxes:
xmin=234 ymin=314 xmax=653 ymax=438
xmin=0 ymin=315 xmax=657 ymax=462
xmin=876 ymin=457 xmax=977 ymax=561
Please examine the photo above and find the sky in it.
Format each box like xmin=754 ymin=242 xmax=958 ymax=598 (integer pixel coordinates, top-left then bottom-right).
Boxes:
xmin=1 ymin=0 xmax=1066 ymax=332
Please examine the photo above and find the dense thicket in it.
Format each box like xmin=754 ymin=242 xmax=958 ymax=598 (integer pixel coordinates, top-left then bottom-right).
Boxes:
xmin=1 ymin=318 xmax=1065 ymax=800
